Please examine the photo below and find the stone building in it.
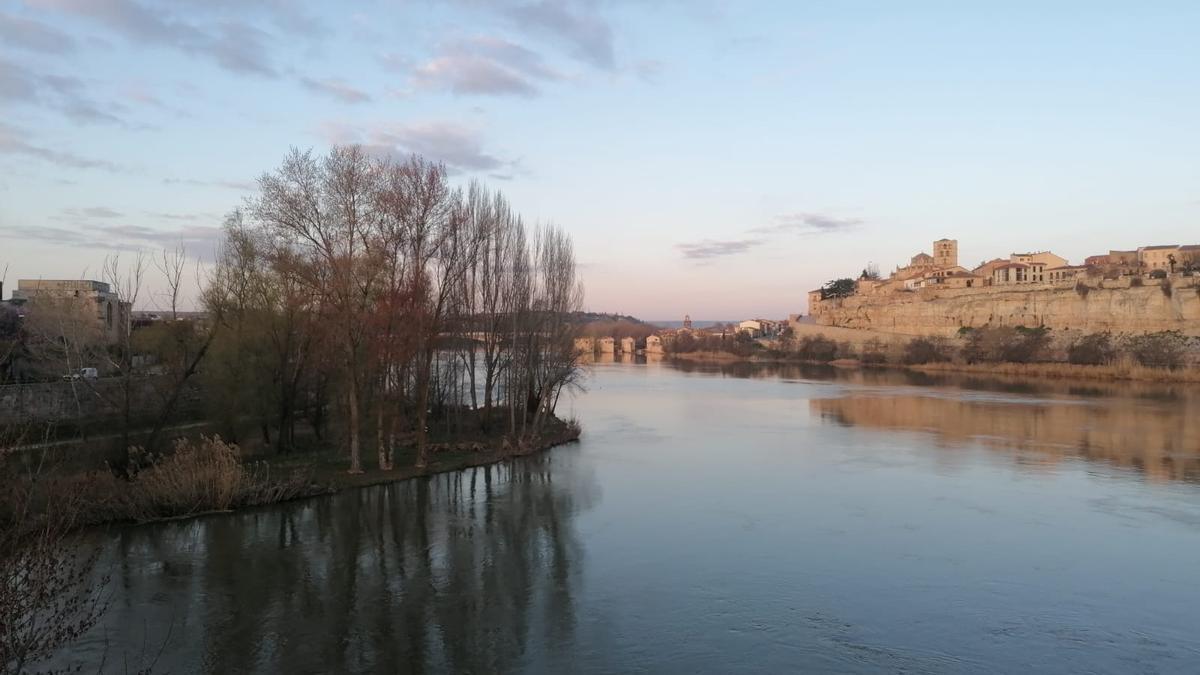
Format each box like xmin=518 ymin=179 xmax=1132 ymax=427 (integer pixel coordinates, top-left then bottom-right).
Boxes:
xmin=10 ymin=279 xmax=130 ymax=344
xmin=644 ymin=335 xmax=663 ymax=354
xmin=933 ymin=238 xmax=958 ymax=269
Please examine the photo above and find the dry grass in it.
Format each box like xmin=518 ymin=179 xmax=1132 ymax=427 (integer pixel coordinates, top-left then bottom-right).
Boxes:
xmin=26 ymin=436 xmax=317 ymax=526
xmin=909 ymin=359 xmax=1200 ymax=383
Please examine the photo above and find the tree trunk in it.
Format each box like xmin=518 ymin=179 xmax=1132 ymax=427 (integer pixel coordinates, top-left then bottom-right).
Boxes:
xmin=347 ymin=380 xmax=362 ymax=474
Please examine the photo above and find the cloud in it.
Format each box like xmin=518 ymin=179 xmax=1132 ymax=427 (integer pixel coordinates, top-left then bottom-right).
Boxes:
xmin=0 ymin=58 xmax=128 ymax=126
xmin=408 ymin=36 xmax=560 ymax=97
xmin=162 ymin=177 xmax=255 ymax=191
xmin=751 ymin=212 xmax=863 ymax=235
xmin=677 ymin=212 xmax=860 ymax=261
xmin=0 ymin=225 xmax=140 ymax=252
xmin=300 ymin=76 xmax=372 ymax=104
xmin=0 ymin=122 xmax=123 ymax=171
xmin=145 ymin=211 xmax=206 ymax=221
xmin=0 ymin=222 xmax=223 ymax=257
xmin=676 ymin=238 xmax=763 ymax=260
xmin=502 ymin=1 xmax=614 ymax=69
xmin=29 ymin=0 xmax=278 ymax=77
xmin=59 ymin=206 xmax=124 ymax=219
xmin=98 ymin=224 xmax=223 ymax=251
xmin=633 ymin=59 xmax=663 ymax=84
xmin=379 ymin=123 xmax=506 ymax=171
xmin=0 ymin=11 xmax=78 ymax=54
xmin=324 ymin=120 xmax=513 ymax=173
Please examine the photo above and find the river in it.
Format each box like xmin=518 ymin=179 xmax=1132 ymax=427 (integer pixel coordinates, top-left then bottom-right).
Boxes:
xmin=52 ymin=359 xmax=1200 ymax=673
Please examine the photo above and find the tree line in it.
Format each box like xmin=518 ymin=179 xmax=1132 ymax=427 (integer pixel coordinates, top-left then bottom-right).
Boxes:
xmin=5 ymin=146 xmax=586 ymax=475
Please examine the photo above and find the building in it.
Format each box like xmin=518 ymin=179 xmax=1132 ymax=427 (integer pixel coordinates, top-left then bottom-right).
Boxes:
xmin=1139 ymin=245 xmax=1180 ymax=271
xmin=10 ymin=279 xmax=130 ymax=343
xmin=933 ymin=238 xmax=958 ymax=268
xmin=971 ymin=258 xmax=1008 ymax=282
xmin=644 ymin=334 xmax=663 ymax=354
xmin=1047 ymin=265 xmax=1088 ymax=283
xmin=924 ymin=270 xmax=982 ymax=289
xmin=737 ymin=320 xmax=762 ymax=338
xmin=991 ymin=262 xmax=1030 ymax=285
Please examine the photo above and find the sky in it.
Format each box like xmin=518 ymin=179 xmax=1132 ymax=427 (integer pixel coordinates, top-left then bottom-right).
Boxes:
xmin=1 ymin=1 xmax=1198 ymax=320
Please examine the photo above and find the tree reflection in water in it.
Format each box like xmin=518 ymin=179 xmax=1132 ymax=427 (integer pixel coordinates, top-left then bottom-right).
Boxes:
xmin=58 ymin=453 xmax=595 ymax=674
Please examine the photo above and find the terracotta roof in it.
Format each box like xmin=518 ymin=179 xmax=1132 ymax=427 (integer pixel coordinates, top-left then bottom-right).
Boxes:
xmin=994 ymin=262 xmax=1029 ymax=270
xmin=1140 ymin=244 xmax=1178 ymax=250
xmin=1047 ymin=265 xmax=1087 ymax=271
xmin=1179 ymin=244 xmax=1200 ymax=251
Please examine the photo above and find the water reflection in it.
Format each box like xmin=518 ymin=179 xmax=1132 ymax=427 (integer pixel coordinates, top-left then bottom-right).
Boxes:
xmin=812 ymin=389 xmax=1200 ymax=484
xmin=63 ymin=453 xmax=597 ymax=674
xmin=45 ymin=359 xmax=1200 ymax=673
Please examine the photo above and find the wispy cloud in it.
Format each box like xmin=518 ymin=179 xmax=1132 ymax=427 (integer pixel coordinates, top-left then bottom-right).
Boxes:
xmin=678 ymin=212 xmax=860 ymax=261
xmin=162 ymin=177 xmax=254 ymax=191
xmin=300 ymin=76 xmax=372 ymax=104
xmin=407 ymin=36 xmax=561 ymax=98
xmin=502 ymin=0 xmax=614 ymax=70
xmin=0 ymin=11 xmax=78 ymax=54
xmin=29 ymin=0 xmax=279 ymax=77
xmin=750 ymin=212 xmax=863 ymax=235
xmin=58 ymin=206 xmax=124 ymax=219
xmin=676 ymin=238 xmax=763 ymax=260
xmin=0 ymin=222 xmax=223 ymax=257
xmin=0 ymin=58 xmax=128 ymax=126
xmin=322 ymin=120 xmax=515 ymax=173
xmin=0 ymin=122 xmax=123 ymax=171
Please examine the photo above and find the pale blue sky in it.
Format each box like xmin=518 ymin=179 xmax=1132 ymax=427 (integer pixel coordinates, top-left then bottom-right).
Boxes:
xmin=2 ymin=1 xmax=1198 ymax=319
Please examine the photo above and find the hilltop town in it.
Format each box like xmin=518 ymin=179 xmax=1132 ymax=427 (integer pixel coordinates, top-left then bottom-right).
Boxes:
xmin=811 ymin=239 xmax=1200 ymax=305
xmin=807 ymin=239 xmax=1200 ymax=337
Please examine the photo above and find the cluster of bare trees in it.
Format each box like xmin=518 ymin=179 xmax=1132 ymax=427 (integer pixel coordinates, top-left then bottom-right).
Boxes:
xmin=203 ymin=146 xmax=585 ymax=473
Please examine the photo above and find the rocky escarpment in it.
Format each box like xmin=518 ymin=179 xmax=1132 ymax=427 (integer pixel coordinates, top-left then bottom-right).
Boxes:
xmin=810 ymin=276 xmax=1200 ymax=337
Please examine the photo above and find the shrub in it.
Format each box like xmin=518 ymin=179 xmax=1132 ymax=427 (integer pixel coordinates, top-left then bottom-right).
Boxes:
xmin=672 ymin=332 xmax=697 ymax=353
xmin=796 ymin=335 xmax=840 ymax=362
xmin=860 ymin=339 xmax=888 ymax=364
xmin=1067 ymin=332 xmax=1115 ymax=365
xmin=962 ymin=326 xmax=1050 ymax=364
xmin=1130 ymin=276 xmax=1144 ymax=287
xmin=1162 ymin=279 xmax=1173 ymax=297
xmin=1149 ymin=269 xmax=1167 ymax=280
xmin=1123 ymin=332 xmax=1188 ymax=369
xmin=1074 ymin=281 xmax=1090 ymax=298
xmin=903 ymin=338 xmax=949 ymax=365
xmin=1009 ymin=326 xmax=1052 ymax=363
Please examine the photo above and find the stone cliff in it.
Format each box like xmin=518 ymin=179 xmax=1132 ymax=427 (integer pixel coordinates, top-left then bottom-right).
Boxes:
xmin=810 ymin=276 xmax=1200 ymax=337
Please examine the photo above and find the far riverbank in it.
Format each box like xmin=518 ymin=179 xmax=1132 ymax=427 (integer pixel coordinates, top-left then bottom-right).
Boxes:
xmin=667 ymin=351 xmax=1200 ymax=384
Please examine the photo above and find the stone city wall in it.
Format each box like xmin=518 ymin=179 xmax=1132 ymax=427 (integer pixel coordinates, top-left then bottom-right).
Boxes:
xmin=810 ymin=275 xmax=1200 ymax=337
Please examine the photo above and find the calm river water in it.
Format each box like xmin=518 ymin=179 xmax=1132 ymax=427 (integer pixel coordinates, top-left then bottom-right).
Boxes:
xmin=56 ymin=359 xmax=1200 ymax=673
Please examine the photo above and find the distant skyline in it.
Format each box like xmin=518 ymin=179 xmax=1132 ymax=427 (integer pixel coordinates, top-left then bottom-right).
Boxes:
xmin=2 ymin=1 xmax=1199 ymax=318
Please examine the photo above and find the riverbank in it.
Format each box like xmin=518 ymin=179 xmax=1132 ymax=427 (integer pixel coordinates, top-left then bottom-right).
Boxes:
xmin=266 ymin=418 xmax=582 ymax=494
xmin=668 ymin=352 xmax=1200 ymax=384
xmin=3 ymin=417 xmax=582 ymax=531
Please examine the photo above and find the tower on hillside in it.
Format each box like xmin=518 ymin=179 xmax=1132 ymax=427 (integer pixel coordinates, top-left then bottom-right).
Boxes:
xmin=934 ymin=239 xmax=958 ymax=268
xmin=683 ymin=314 xmax=693 ymax=330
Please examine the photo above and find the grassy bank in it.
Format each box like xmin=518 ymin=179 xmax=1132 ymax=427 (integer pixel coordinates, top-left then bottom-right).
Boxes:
xmin=668 ymin=351 xmax=1200 ymax=384
xmin=4 ymin=417 xmax=581 ymax=530
xmin=904 ymin=360 xmax=1200 ymax=383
